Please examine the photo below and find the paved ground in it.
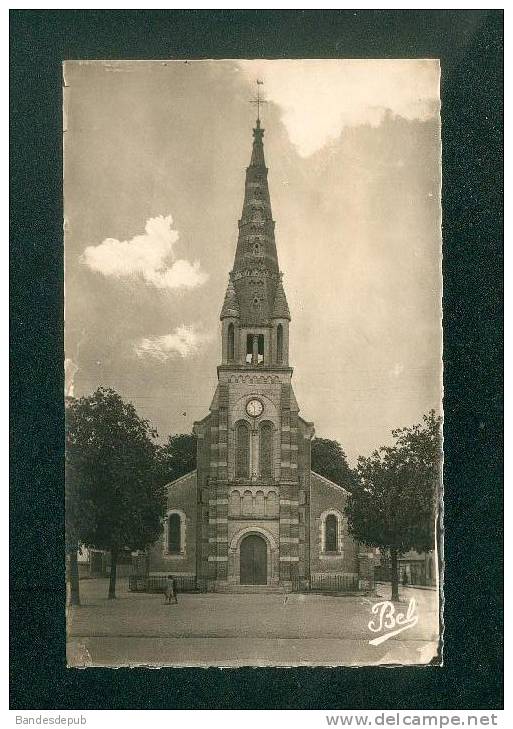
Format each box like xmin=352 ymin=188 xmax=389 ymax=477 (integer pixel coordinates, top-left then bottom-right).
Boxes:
xmin=67 ymin=578 xmax=440 ymax=667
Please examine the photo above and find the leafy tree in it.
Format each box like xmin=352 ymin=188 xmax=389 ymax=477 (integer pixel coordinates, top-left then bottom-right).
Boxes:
xmin=345 ymin=411 xmax=442 ymax=601
xmin=65 ymin=395 xmax=92 ymax=606
xmin=311 ymin=437 xmax=356 ymax=490
xmin=66 ymin=387 xmax=165 ymax=599
xmin=158 ymin=433 xmax=197 ymax=483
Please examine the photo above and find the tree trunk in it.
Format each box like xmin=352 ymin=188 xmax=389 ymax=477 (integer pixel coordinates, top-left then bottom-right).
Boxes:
xmin=108 ymin=547 xmax=118 ymax=599
xmin=68 ymin=549 xmax=81 ymax=606
xmin=390 ymin=548 xmax=399 ymax=602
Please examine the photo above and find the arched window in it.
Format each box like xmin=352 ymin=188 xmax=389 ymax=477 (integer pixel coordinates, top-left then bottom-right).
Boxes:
xmin=246 ymin=334 xmax=253 ymax=364
xmin=325 ymin=514 xmax=338 ymax=552
xmin=235 ymin=421 xmax=250 ymax=478
xmin=277 ymin=324 xmax=283 ymax=364
xmin=227 ymin=323 xmax=235 ymax=361
xmin=257 ymin=333 xmax=264 ymax=364
xmin=259 ymin=421 xmax=273 ymax=480
xmin=229 ymin=490 xmax=241 ymax=517
xmin=255 ymin=490 xmax=265 ymax=517
xmin=167 ymin=513 xmax=182 ymax=554
xmin=246 ymin=333 xmax=265 ymax=364
xmin=242 ymin=490 xmax=253 ymax=516
xmin=266 ymin=491 xmax=279 ymax=518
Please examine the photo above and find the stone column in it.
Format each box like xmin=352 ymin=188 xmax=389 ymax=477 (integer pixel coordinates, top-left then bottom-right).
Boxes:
xmin=250 ymin=426 xmax=259 ymax=480
xmin=214 ymin=385 xmax=229 ymax=582
xmin=278 ymin=384 xmax=300 ymax=587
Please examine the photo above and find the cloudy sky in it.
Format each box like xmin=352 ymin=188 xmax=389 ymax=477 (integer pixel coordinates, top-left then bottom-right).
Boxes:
xmin=64 ymin=59 xmax=442 ymax=464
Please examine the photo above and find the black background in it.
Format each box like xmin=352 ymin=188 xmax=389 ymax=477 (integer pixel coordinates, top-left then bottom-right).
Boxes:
xmin=10 ymin=10 xmax=503 ymax=710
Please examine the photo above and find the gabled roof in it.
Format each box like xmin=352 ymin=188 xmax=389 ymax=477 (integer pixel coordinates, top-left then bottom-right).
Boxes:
xmin=311 ymin=470 xmax=351 ymax=496
xmin=165 ymin=469 xmax=197 ymax=490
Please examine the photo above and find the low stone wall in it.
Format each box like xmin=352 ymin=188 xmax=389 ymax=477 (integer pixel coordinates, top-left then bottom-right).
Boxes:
xmin=308 ymin=573 xmax=360 ymax=592
xmin=128 ymin=574 xmax=198 ymax=593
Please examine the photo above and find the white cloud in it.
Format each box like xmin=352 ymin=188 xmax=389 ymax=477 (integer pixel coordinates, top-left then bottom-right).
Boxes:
xmin=237 ymin=59 xmax=440 ymax=156
xmin=134 ymin=325 xmax=211 ymax=361
xmin=81 ymin=214 xmax=208 ymax=290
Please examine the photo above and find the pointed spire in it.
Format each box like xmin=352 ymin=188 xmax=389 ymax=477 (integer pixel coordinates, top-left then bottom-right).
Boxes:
xmin=223 ymin=117 xmax=291 ymax=328
xmin=271 ymin=278 xmax=291 ymax=320
xmin=250 ymin=119 xmax=266 ymax=167
xmin=233 ymin=119 xmax=278 ymax=276
xmin=220 ymin=279 xmax=240 ymax=319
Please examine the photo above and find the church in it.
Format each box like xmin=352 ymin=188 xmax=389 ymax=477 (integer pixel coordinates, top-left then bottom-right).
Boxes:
xmin=144 ymin=114 xmax=374 ymax=592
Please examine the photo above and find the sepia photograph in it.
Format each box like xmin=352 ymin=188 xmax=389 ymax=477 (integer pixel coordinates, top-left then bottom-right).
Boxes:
xmin=64 ymin=58 xmax=443 ymax=668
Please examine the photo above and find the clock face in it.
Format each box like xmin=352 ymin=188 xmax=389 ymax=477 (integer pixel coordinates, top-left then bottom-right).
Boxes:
xmin=246 ymin=399 xmax=264 ymax=417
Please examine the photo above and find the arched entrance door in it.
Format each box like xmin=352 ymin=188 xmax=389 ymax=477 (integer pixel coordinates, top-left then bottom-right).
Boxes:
xmin=240 ymin=534 xmax=267 ymax=585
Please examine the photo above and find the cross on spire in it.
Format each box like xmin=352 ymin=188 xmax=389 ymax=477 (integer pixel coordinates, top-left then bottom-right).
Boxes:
xmin=250 ymin=79 xmax=267 ymax=125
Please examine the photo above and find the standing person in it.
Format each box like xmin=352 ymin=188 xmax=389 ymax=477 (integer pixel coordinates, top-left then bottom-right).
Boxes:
xmin=164 ymin=574 xmax=178 ymax=605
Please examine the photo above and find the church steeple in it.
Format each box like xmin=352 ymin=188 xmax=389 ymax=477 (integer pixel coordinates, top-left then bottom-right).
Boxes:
xmin=232 ymin=118 xmax=279 ymax=280
xmin=220 ymin=113 xmax=291 ymax=369
xmin=249 ymin=118 xmax=266 ymax=167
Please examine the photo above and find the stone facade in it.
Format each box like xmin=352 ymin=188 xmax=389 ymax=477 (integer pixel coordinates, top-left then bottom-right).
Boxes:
xmin=145 ymin=118 xmax=372 ymax=591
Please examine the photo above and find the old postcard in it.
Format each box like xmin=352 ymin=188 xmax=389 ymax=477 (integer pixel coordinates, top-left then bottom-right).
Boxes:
xmin=64 ymin=59 xmax=443 ymax=667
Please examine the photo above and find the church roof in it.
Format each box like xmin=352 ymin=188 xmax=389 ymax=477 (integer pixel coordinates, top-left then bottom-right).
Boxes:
xmin=165 ymin=469 xmax=197 ymax=490
xmin=271 ymin=278 xmax=291 ymax=320
xmin=311 ymin=470 xmax=351 ymax=496
xmin=220 ymin=280 xmax=240 ymax=319
xmin=232 ymin=120 xmax=279 ymax=277
xmin=225 ymin=117 xmax=290 ymax=327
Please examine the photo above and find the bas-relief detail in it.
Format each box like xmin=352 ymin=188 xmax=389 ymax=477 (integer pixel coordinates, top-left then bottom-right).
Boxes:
xmin=228 ymin=374 xmax=281 ymax=383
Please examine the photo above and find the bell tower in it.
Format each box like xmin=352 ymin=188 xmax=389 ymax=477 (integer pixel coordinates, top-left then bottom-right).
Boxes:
xmin=220 ymin=117 xmax=290 ymax=370
xmin=194 ymin=108 xmax=314 ymax=592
